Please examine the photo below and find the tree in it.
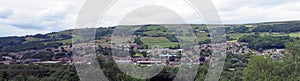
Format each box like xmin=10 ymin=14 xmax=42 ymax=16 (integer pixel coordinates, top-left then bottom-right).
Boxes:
xmin=243 ymin=55 xmax=274 ymax=81
xmin=284 ymin=40 xmax=300 ymax=80
xmin=285 ymin=40 xmax=300 ymax=62
xmin=141 ymin=51 xmax=147 ymax=57
xmin=238 ymin=35 xmax=293 ymax=51
xmin=134 ymin=38 xmax=143 ymax=45
xmin=243 ymin=40 xmax=300 ymax=81
xmin=12 ymin=74 xmax=26 ymax=81
xmin=0 ymin=71 xmax=8 ymax=81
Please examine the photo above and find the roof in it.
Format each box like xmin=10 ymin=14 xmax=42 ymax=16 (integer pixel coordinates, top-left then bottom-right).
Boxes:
xmin=34 ymin=61 xmax=61 ymax=64
xmin=115 ymin=60 xmax=131 ymax=63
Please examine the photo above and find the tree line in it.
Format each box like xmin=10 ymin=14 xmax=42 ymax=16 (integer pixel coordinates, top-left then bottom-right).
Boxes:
xmin=243 ymin=40 xmax=300 ymax=81
xmin=238 ymin=34 xmax=295 ymax=51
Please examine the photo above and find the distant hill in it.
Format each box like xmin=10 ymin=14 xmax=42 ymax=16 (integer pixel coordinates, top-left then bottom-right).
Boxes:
xmin=0 ymin=27 xmax=114 ymax=52
xmin=244 ymin=20 xmax=300 ymax=26
xmin=1 ymin=20 xmax=300 ymax=52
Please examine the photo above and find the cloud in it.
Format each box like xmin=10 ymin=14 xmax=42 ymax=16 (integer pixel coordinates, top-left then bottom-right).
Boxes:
xmin=0 ymin=7 xmax=13 ymax=18
xmin=36 ymin=2 xmax=73 ymax=21
xmin=100 ymin=0 xmax=203 ymax=26
xmin=0 ymin=0 xmax=83 ymax=33
xmin=118 ymin=5 xmax=189 ymax=25
xmin=101 ymin=0 xmax=300 ymax=25
xmin=212 ymin=0 xmax=300 ymax=24
xmin=0 ymin=24 xmax=50 ymax=37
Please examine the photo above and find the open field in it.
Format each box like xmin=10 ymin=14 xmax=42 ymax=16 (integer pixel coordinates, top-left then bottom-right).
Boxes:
xmin=288 ymin=32 xmax=300 ymax=37
xmin=141 ymin=37 xmax=178 ymax=48
xmin=25 ymin=37 xmax=43 ymax=43
xmin=227 ymin=33 xmax=252 ymax=42
xmin=259 ymin=32 xmax=288 ymax=37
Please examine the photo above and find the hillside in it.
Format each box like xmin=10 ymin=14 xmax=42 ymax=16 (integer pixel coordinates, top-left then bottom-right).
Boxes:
xmin=1 ymin=20 xmax=300 ymax=52
xmin=0 ymin=20 xmax=300 ymax=81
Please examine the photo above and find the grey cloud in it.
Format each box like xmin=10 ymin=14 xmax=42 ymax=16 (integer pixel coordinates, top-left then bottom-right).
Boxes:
xmin=1 ymin=0 xmax=300 ymax=37
xmin=0 ymin=7 xmax=13 ymax=18
xmin=119 ymin=5 xmax=187 ymax=25
xmin=215 ymin=0 xmax=299 ymax=11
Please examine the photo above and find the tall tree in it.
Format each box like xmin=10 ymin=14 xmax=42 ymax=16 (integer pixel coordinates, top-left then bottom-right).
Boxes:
xmin=243 ymin=55 xmax=274 ymax=81
xmin=284 ymin=40 xmax=300 ymax=80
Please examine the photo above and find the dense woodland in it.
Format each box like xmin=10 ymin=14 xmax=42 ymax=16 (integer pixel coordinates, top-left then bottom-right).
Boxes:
xmin=243 ymin=40 xmax=300 ymax=81
xmin=252 ymin=23 xmax=300 ymax=33
xmin=238 ymin=34 xmax=296 ymax=51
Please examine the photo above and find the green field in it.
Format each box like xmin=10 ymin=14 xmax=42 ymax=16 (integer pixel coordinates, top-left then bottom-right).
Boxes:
xmin=227 ymin=33 xmax=251 ymax=42
xmin=141 ymin=37 xmax=178 ymax=48
xmin=259 ymin=32 xmax=288 ymax=37
xmin=25 ymin=37 xmax=43 ymax=43
xmin=289 ymin=32 xmax=300 ymax=37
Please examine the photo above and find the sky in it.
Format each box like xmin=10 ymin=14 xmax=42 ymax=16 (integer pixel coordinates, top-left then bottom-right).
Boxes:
xmin=1 ymin=0 xmax=300 ymax=36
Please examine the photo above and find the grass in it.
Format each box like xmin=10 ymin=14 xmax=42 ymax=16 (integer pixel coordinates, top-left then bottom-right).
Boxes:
xmin=259 ymin=32 xmax=287 ymax=37
xmin=143 ymin=30 xmax=173 ymax=35
xmin=289 ymin=32 xmax=300 ymax=37
xmin=141 ymin=37 xmax=178 ymax=48
xmin=228 ymin=40 xmax=238 ymax=42
xmin=227 ymin=33 xmax=251 ymax=42
xmin=25 ymin=37 xmax=42 ymax=43
xmin=146 ymin=26 xmax=164 ymax=30
xmin=61 ymin=39 xmax=72 ymax=44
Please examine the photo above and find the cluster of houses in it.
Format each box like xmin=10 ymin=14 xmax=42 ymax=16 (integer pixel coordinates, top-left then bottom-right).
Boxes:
xmin=0 ymin=41 xmax=287 ymax=65
xmin=200 ymin=42 xmax=285 ymax=60
xmin=0 ymin=45 xmax=73 ymax=65
xmin=261 ymin=49 xmax=285 ymax=59
xmin=111 ymin=43 xmax=211 ymax=67
xmin=72 ymin=41 xmax=288 ymax=67
xmin=113 ymin=49 xmax=185 ymax=67
xmin=227 ymin=42 xmax=251 ymax=54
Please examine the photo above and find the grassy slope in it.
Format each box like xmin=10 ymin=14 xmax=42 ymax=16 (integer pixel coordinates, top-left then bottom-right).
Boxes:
xmin=288 ymin=32 xmax=300 ymax=37
xmin=141 ymin=37 xmax=178 ymax=48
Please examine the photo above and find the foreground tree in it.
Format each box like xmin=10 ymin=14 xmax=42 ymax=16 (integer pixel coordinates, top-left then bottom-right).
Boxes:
xmin=243 ymin=40 xmax=300 ymax=81
xmin=284 ymin=40 xmax=300 ymax=80
xmin=243 ymin=55 xmax=275 ymax=81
